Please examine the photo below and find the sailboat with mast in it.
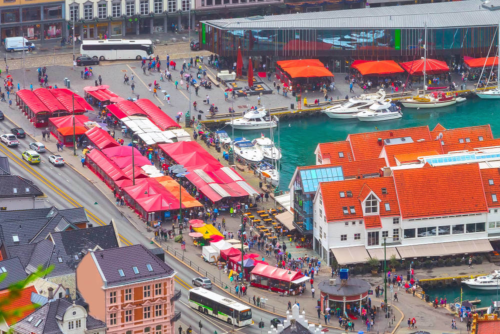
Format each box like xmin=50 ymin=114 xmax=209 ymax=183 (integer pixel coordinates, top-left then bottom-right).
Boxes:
xmin=401 ymin=21 xmax=457 ymax=108
xmin=477 ymin=23 xmax=500 ymax=99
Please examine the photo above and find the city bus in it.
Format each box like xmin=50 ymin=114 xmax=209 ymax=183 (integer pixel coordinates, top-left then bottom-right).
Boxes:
xmin=80 ymin=39 xmax=154 ymax=61
xmin=188 ymin=287 xmax=252 ymax=327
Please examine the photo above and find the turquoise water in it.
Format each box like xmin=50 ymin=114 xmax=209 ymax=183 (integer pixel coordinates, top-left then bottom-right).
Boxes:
xmin=230 ymin=97 xmax=500 ymax=189
xmin=425 ymin=285 xmax=500 ymax=308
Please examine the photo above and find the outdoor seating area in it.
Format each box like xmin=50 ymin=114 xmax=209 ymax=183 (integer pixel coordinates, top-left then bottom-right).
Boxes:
xmin=275 ymin=59 xmax=334 ymax=93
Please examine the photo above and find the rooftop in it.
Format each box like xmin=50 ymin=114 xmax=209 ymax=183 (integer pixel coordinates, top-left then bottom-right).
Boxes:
xmin=0 ymin=285 xmax=38 ymax=326
xmin=318 ymin=277 xmax=371 ymax=296
xmin=0 ymin=175 xmax=43 ymax=198
xmin=0 ymin=156 xmax=10 ymax=175
xmin=442 ymin=138 xmax=500 ymax=154
xmin=382 ymin=140 xmax=444 ymax=167
xmin=0 ymin=257 xmax=28 ymax=291
xmin=431 ymin=124 xmax=493 ymax=146
xmin=317 ymin=141 xmax=353 ymax=164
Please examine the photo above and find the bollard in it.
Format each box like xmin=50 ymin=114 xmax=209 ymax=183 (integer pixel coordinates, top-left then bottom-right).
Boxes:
xmin=67 ymin=80 xmax=70 ymax=89
xmin=64 ymin=78 xmax=68 ymax=86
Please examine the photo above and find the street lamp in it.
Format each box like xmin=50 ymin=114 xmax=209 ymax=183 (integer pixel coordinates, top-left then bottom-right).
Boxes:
xmin=131 ymin=140 xmax=138 ymax=185
xmin=171 ymin=164 xmax=189 ymax=234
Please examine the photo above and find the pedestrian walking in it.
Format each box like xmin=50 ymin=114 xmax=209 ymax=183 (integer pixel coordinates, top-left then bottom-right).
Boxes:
xmin=131 ymin=82 xmax=135 ymax=93
xmin=98 ymin=75 xmax=102 ymax=85
xmin=206 ymin=95 xmax=210 ymax=105
xmin=257 ymin=95 xmax=261 ymax=105
xmin=311 ymin=287 xmax=315 ymax=298
xmin=468 ymin=256 xmax=473 ymax=268
xmin=253 ymin=295 xmax=256 ymax=305
xmin=153 ymin=87 xmax=158 ymax=97
xmin=287 ymin=301 xmax=291 ymax=310
xmin=81 ymin=157 xmax=85 ymax=167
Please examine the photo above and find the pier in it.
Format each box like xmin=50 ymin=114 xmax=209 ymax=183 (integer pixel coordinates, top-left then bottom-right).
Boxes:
xmin=418 ymin=273 xmax=488 ymax=290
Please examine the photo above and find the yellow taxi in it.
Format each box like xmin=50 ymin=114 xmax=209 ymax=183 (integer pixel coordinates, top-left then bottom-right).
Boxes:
xmin=22 ymin=150 xmax=41 ymax=164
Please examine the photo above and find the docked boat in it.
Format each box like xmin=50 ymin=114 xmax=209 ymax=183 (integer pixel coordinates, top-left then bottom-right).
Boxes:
xmin=225 ymin=108 xmax=278 ymax=130
xmin=256 ymin=162 xmax=279 ymax=187
xmin=401 ymin=91 xmax=457 ymax=108
xmin=322 ymin=89 xmax=387 ymax=119
xmin=232 ymin=138 xmax=264 ymax=163
xmin=477 ymin=23 xmax=500 ymax=99
xmin=462 ymin=270 xmax=500 ymax=290
xmin=252 ymin=134 xmax=282 ymax=161
xmin=356 ymin=101 xmax=402 ymax=122
xmin=215 ymin=130 xmax=231 ymax=145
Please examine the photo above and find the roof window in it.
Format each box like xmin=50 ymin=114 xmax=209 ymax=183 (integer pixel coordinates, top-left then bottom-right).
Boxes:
xmin=342 ymin=207 xmax=348 ymax=215
xmin=489 ymin=179 xmax=495 ymax=185
xmin=479 ymin=136 xmax=484 ymax=141
xmin=74 ymin=255 xmax=79 ymax=260
xmin=0 ymin=267 xmax=6 ymax=273
xmin=493 ymin=194 xmax=498 ymax=203
xmin=459 ymin=139 xmax=464 ymax=143
xmin=27 ymin=316 xmax=33 ymax=323
xmin=25 ymin=187 xmax=30 ymax=193
xmin=339 ymin=192 xmax=345 ymax=198
xmin=58 ymin=257 xmax=63 ymax=263
xmin=147 ymin=264 xmax=153 ymax=272
xmin=465 ymin=138 xmax=471 ymax=143
xmin=349 ymin=206 xmax=356 ymax=214
xmin=118 ymin=269 xmax=125 ymax=277
xmin=13 ymin=188 xmax=17 ymax=194
xmin=34 ymin=319 xmax=43 ymax=327
xmin=133 ymin=266 xmax=139 ymax=274
xmin=338 ymin=152 xmax=344 ymax=158
xmin=12 ymin=235 xmax=19 ymax=243
xmin=381 ymin=188 xmax=387 ymax=194
xmin=346 ymin=191 xmax=353 ymax=198
xmin=385 ymin=203 xmax=391 ymax=211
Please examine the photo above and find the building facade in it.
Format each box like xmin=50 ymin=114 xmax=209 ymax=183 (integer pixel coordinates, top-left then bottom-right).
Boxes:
xmin=66 ymin=0 xmax=194 ymax=39
xmin=76 ymin=245 xmax=180 ymax=334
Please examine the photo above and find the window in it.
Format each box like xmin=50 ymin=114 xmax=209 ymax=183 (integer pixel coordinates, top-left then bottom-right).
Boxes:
xmin=140 ymin=0 xmax=149 ymax=14
xmin=452 ymin=224 xmax=464 ymax=234
xmin=168 ymin=0 xmax=176 ymax=11
xmin=70 ymin=5 xmax=79 ymax=20
xmin=319 ymin=209 xmax=322 ymax=217
xmin=145 ymin=328 xmax=151 ymax=333
xmin=393 ymin=217 xmax=400 ymax=224
xmin=338 ymin=152 xmax=344 ymax=158
xmin=44 ymin=5 xmax=62 ymax=19
xmin=345 ymin=222 xmax=349 ymax=226
xmin=144 ymin=285 xmax=151 ymax=298
xmin=490 ymin=179 xmax=495 ymax=185
xmin=404 ymin=228 xmax=415 ymax=239
xmin=84 ymin=4 xmax=93 ymax=19
xmin=342 ymin=207 xmax=348 ymax=215
xmin=68 ymin=321 xmax=74 ymax=329
xmin=112 ymin=3 xmax=121 ymax=17
xmin=339 ymin=192 xmax=345 ymax=198
xmin=382 ymin=231 xmax=389 ymax=238
xmin=465 ymin=138 xmax=471 ymax=143
xmin=155 ymin=283 xmax=162 ymax=295
xmin=98 ymin=3 xmax=107 ymax=18
xmin=384 ymin=203 xmax=391 ymax=211
xmin=144 ymin=306 xmax=151 ymax=319
xmin=341 ymin=234 xmax=347 ymax=241
xmin=479 ymin=136 xmax=484 ymax=141
xmin=156 ymin=325 xmax=162 ymax=334
xmin=125 ymin=288 xmax=132 ymax=301
xmin=126 ymin=1 xmax=135 ymax=16
xmin=365 ymin=194 xmax=378 ymax=214
xmin=349 ymin=206 xmax=355 ymax=214
xmin=393 ymin=229 xmax=399 ymax=241
xmin=354 ymin=233 xmax=360 ymax=240
xmin=125 ymin=310 xmax=133 ymax=322
xmin=12 ymin=235 xmax=19 ymax=243
xmin=110 ymin=313 xmax=117 ymax=325
xmin=367 ymin=231 xmax=379 ymax=246
xmin=467 ymin=222 xmax=486 ymax=233
xmin=109 ymin=291 xmax=116 ymax=304
xmin=182 ymin=0 xmax=190 ymax=10
xmin=352 ymin=221 xmax=356 ymax=225
xmin=133 ymin=266 xmax=140 ymax=274
xmin=154 ymin=0 xmax=163 ymax=13
xmin=346 ymin=191 xmax=353 ymax=198
xmin=118 ymin=269 xmax=125 ymax=277
xmin=381 ymin=188 xmax=387 ymax=194
xmin=155 ymin=304 xmax=162 ymax=316
xmin=76 ymin=320 xmax=81 ymax=328
xmin=459 ymin=138 xmax=464 ymax=143
xmin=319 ymin=227 xmax=322 ymax=237
xmin=439 ymin=225 xmax=451 ymax=235
xmin=489 ymin=221 xmax=496 ymax=229
xmin=493 ymin=194 xmax=498 ymax=202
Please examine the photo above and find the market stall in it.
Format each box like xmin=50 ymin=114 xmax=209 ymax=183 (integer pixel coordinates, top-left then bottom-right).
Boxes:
xmin=352 ymin=60 xmax=405 ymax=76
xmin=85 ymin=149 xmax=129 ymax=189
xmin=84 ymin=85 xmax=121 ymax=104
xmin=400 ymin=59 xmax=450 ymax=76
xmin=464 ymin=56 xmax=498 ymax=69
xmin=135 ymin=99 xmax=181 ymax=130
xmin=33 ymin=88 xmax=68 ymax=117
xmin=84 ymin=127 xmax=119 ymax=150
xmin=250 ymin=263 xmax=310 ymax=294
xmin=275 ymin=58 xmax=334 ymax=92
xmin=16 ymin=90 xmax=51 ymax=128
xmin=48 ymin=115 xmax=90 ymax=146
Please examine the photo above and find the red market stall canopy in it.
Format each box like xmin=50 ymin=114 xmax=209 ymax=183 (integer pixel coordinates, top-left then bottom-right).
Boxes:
xmin=277 ymin=59 xmax=325 ymax=69
xmin=115 ymin=100 xmax=147 ymax=117
xmin=286 ymin=66 xmax=334 ymax=79
xmin=58 ymin=126 xmax=87 ymax=136
xmin=106 ymin=104 xmax=128 ymax=119
xmin=84 ymin=86 xmax=119 ymax=103
xmin=85 ymin=127 xmax=119 ymax=150
xmin=250 ymin=263 xmax=308 ymax=283
xmin=464 ymin=57 xmax=499 ymax=68
xmin=102 ymin=146 xmax=142 ymax=158
xmin=400 ymin=59 xmax=450 ymax=76
xmin=135 ymin=99 xmax=181 ymax=130
xmin=352 ymin=60 xmax=405 ymax=76
xmin=33 ymin=88 xmax=67 ymax=114
xmin=49 ymin=88 xmax=92 ymax=112
xmin=113 ymin=155 xmax=152 ymax=169
xmin=122 ymin=164 xmax=150 ymax=179
xmin=17 ymin=90 xmax=50 ymax=115
xmin=17 ymin=88 xmax=91 ymax=115
xmin=49 ymin=115 xmax=89 ymax=129
xmin=220 ymin=247 xmax=241 ymax=260
xmin=86 ymin=149 xmax=129 ymax=182
xmin=101 ymin=146 xmax=152 ymax=168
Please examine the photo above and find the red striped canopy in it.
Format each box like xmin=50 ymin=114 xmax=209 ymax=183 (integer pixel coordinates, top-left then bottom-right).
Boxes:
xmin=400 ymin=59 xmax=450 ymax=76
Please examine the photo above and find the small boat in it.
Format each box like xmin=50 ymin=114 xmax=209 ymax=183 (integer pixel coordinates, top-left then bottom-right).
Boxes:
xmin=456 ymin=96 xmax=467 ymax=103
xmin=215 ymin=130 xmax=231 ymax=145
xmin=256 ymin=162 xmax=279 ymax=187
xmin=232 ymin=138 xmax=264 ymax=163
xmin=322 ymin=89 xmax=386 ymax=119
xmin=462 ymin=270 xmax=500 ymax=290
xmin=356 ymin=101 xmax=402 ymax=122
xmin=401 ymin=91 xmax=457 ymax=109
xmin=252 ymin=134 xmax=282 ymax=161
xmin=225 ymin=108 xmax=278 ymax=130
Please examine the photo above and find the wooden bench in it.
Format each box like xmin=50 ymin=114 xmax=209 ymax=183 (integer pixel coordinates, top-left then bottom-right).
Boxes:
xmin=257 ymin=210 xmax=266 ymax=214
xmin=260 ymin=214 xmax=269 ymax=218
xmin=206 ymin=74 xmax=220 ymax=87
xmin=263 ymin=218 xmax=273 ymax=223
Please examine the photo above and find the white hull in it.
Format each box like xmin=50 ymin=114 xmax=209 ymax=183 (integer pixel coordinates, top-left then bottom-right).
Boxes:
xmin=258 ymin=170 xmax=279 ymax=187
xmin=323 ymin=112 xmax=358 ymax=119
xmin=357 ymin=114 xmax=402 ymax=122
xmin=476 ymin=93 xmax=500 ymax=99
xmin=229 ymin=122 xmax=277 ymax=130
xmin=462 ymin=283 xmax=500 ymax=290
xmin=235 ymin=150 xmax=264 ymax=163
xmin=401 ymin=100 xmax=457 ymax=108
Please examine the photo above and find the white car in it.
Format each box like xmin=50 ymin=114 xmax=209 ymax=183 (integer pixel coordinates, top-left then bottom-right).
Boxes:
xmin=49 ymin=155 xmax=65 ymax=166
xmin=1 ymin=134 xmax=19 ymax=147
xmin=29 ymin=142 xmax=46 ymax=153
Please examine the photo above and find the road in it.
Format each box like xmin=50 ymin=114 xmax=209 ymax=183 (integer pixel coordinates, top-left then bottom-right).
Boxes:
xmin=0 ymin=117 xmax=285 ymax=334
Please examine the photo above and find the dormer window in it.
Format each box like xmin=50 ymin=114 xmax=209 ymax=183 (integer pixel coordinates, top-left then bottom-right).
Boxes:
xmin=338 ymin=152 xmax=344 ymax=158
xmin=479 ymin=136 xmax=484 ymax=141
xmin=346 ymin=191 xmax=353 ymax=198
xmin=381 ymin=188 xmax=387 ymax=194
xmin=365 ymin=194 xmax=378 ymax=214
xmin=339 ymin=192 xmax=345 ymax=198
xmin=342 ymin=207 xmax=348 ymax=215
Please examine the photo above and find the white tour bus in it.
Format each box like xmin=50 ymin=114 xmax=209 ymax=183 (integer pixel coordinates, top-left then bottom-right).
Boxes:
xmin=188 ymin=287 xmax=252 ymax=326
xmin=80 ymin=39 xmax=154 ymax=61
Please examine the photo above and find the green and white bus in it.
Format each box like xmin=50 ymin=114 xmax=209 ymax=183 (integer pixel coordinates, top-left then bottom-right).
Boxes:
xmin=188 ymin=287 xmax=253 ymax=327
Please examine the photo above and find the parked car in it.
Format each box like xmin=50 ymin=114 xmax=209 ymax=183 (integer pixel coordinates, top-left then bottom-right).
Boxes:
xmin=190 ymin=41 xmax=200 ymax=51
xmin=22 ymin=150 xmax=40 ymax=164
xmin=192 ymin=277 xmax=212 ymax=289
xmin=49 ymin=155 xmax=65 ymax=166
xmin=11 ymin=127 xmax=26 ymax=138
xmin=0 ymin=111 xmax=4 ymax=121
xmin=76 ymin=55 xmax=99 ymax=66
xmin=0 ymin=134 xmax=19 ymax=147
xmin=29 ymin=142 xmax=46 ymax=153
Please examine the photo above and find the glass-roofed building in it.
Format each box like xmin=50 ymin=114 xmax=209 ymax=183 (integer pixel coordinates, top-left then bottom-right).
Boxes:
xmin=288 ymin=165 xmax=344 ymax=235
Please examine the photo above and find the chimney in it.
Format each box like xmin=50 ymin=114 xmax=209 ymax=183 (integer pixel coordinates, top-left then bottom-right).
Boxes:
xmin=390 ymin=132 xmax=394 ymax=137
xmin=48 ymin=287 xmax=54 ymax=300
xmin=378 ymin=138 xmax=383 ymax=146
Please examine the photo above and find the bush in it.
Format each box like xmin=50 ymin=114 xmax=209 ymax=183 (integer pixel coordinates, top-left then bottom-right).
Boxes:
xmin=424 ymin=260 xmax=433 ymax=269
xmin=474 ymin=256 xmax=483 ymax=265
xmin=413 ymin=260 xmax=422 ymax=269
xmin=437 ymin=259 xmax=445 ymax=267
xmin=455 ymin=258 xmax=463 ymax=266
xmin=445 ymin=258 xmax=453 ymax=267
xmin=367 ymin=257 xmax=380 ymax=270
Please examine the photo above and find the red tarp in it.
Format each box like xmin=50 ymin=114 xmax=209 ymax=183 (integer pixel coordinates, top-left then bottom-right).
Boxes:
xmin=50 ymin=89 xmax=91 ymax=113
xmin=282 ymin=40 xmax=332 ymax=52
xmin=159 ymin=141 xmax=209 ymax=157
xmin=33 ymin=88 xmax=66 ymax=113
xmin=49 ymin=115 xmax=89 ymax=129
xmin=58 ymin=126 xmax=87 ymax=136
xmin=112 ymin=155 xmax=152 ymax=168
xmin=352 ymin=60 xmax=405 ymax=76
xmin=276 ymin=59 xmax=325 ymax=69
xmin=123 ymin=178 xmax=185 ymax=212
xmin=102 ymin=146 xmax=142 ymax=158
xmin=135 ymin=99 xmax=181 ymax=130
xmin=285 ymin=66 xmax=334 ymax=78
xmin=85 ymin=86 xmax=119 ymax=102
xmin=115 ymin=100 xmax=147 ymax=117
xmin=17 ymin=90 xmax=49 ymax=114
xmin=250 ymin=263 xmax=305 ymax=282
xmin=464 ymin=57 xmax=499 ymax=68
xmin=351 ymin=60 xmax=371 ymax=67
xmin=220 ymin=248 xmax=242 ymax=261
xmin=106 ymin=104 xmax=128 ymax=119
xmin=85 ymin=127 xmax=119 ymax=150
xmin=86 ymin=149 xmax=129 ymax=181
xmin=400 ymin=59 xmax=450 ymax=76
xmin=122 ymin=164 xmax=150 ymax=179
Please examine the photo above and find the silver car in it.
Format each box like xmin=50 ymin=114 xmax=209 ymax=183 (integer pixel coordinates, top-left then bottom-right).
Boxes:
xmin=192 ymin=277 xmax=212 ymax=289
xmin=29 ymin=142 xmax=46 ymax=153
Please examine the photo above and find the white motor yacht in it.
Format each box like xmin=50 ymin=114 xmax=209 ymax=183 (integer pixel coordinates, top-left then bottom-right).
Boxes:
xmin=322 ymin=89 xmax=387 ymax=119
xmin=462 ymin=270 xmax=500 ymax=290
xmin=215 ymin=130 xmax=231 ymax=145
xmin=232 ymin=138 xmax=264 ymax=163
xmin=226 ymin=108 xmax=278 ymax=130
xmin=356 ymin=101 xmax=402 ymax=122
xmin=252 ymin=135 xmax=282 ymax=161
xmin=256 ymin=162 xmax=279 ymax=187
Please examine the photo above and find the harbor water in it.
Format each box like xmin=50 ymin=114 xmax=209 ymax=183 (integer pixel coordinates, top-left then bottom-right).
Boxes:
xmin=424 ymin=284 xmax=500 ymax=308
xmin=229 ymin=97 xmax=500 ymax=189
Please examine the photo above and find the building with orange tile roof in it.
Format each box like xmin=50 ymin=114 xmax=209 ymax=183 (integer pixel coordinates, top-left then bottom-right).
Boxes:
xmin=380 ymin=140 xmax=444 ymax=166
xmin=472 ymin=313 xmax=500 ymax=334
xmin=0 ymin=285 xmax=39 ymax=331
xmin=315 ymin=142 xmax=354 ymax=165
xmin=442 ymin=138 xmax=500 ymax=154
xmin=431 ymin=124 xmax=493 ymax=145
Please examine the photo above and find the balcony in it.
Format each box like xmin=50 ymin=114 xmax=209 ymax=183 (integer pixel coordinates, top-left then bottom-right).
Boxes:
xmin=170 ymin=289 xmax=181 ymax=303
xmin=170 ymin=311 xmax=182 ymax=323
xmin=293 ymin=221 xmax=313 ymax=235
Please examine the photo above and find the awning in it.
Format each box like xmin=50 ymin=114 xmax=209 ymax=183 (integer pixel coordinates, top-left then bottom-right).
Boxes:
xmin=277 ymin=59 xmax=324 ymax=69
xmin=275 ymin=211 xmax=295 ymax=231
xmin=285 ymin=65 xmax=334 ymax=78
xmin=291 ymin=276 xmax=311 ymax=284
xmin=135 ymin=99 xmax=181 ymax=130
xmin=464 ymin=57 xmax=498 ymax=68
xmin=85 ymin=127 xmax=119 ymax=150
xmin=396 ymin=239 xmax=493 ymax=258
xmin=352 ymin=60 xmax=405 ymax=76
xmin=400 ymin=59 xmax=450 ymax=76
xmin=367 ymin=247 xmax=400 ymax=260
xmin=274 ymin=193 xmax=291 ymax=211
xmin=331 ymin=246 xmax=369 ymax=265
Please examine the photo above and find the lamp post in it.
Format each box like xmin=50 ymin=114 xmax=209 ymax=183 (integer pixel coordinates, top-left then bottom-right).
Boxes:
xmin=72 ymin=0 xmax=76 ymax=70
xmin=171 ymin=165 xmax=189 ymax=234
xmin=72 ymin=94 xmax=76 ymax=156
xmin=384 ymin=237 xmax=387 ymax=313
xmin=240 ymin=221 xmax=245 ymax=283
xmin=131 ymin=140 xmax=138 ymax=185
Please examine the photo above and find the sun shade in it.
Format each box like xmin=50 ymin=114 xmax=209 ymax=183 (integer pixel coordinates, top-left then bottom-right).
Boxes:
xmin=352 ymin=60 xmax=404 ymax=76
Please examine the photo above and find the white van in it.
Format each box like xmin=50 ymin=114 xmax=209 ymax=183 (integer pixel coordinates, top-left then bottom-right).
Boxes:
xmin=202 ymin=246 xmax=218 ymax=263
xmin=5 ymin=37 xmax=35 ymax=52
